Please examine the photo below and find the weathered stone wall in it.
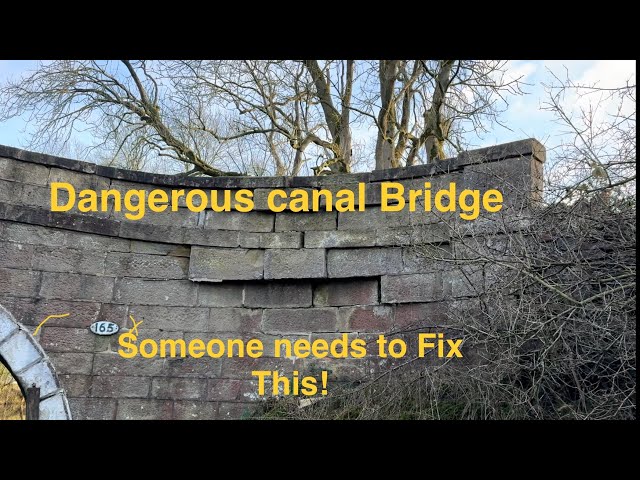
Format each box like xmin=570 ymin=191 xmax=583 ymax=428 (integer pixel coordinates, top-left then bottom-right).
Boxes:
xmin=0 ymin=139 xmax=545 ymax=419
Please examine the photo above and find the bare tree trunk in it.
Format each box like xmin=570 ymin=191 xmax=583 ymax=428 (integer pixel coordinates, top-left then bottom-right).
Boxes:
xmin=375 ymin=60 xmax=400 ymax=170
xmin=266 ymin=131 xmax=286 ymax=175
xmin=291 ymin=149 xmax=304 ymax=176
xmin=421 ymin=60 xmax=454 ymax=164
xmin=303 ymin=60 xmax=352 ymax=174
xmin=338 ymin=60 xmax=354 ymax=169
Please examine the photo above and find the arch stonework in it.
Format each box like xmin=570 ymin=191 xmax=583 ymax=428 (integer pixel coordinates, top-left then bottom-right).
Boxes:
xmin=0 ymin=139 xmax=545 ymax=419
xmin=0 ymin=304 xmax=71 ymax=419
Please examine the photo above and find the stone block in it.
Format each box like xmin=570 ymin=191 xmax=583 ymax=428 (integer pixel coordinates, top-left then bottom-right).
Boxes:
xmin=19 ymin=360 xmax=60 ymax=397
xmin=313 ymin=279 xmax=379 ymax=307
xmin=208 ymin=308 xmax=262 ymax=333
xmin=0 ymin=267 xmax=41 ymax=297
xmin=197 ymin=283 xmax=244 ymax=307
xmin=92 ymin=353 xmax=166 ymax=377
xmin=173 ymin=401 xmax=219 ymax=420
xmin=63 ymin=228 xmax=130 ymax=252
xmin=105 ymin=252 xmax=189 ymax=279
xmin=165 ymin=356 xmax=222 ymax=378
xmin=0 ymin=305 xmax=18 ymax=338
xmin=304 ymin=230 xmax=377 ymax=248
xmin=107 ymin=179 xmax=170 ymax=203
xmin=205 ymin=210 xmax=274 ymax=232
xmin=114 ymin=329 xmax=185 ymax=355
xmin=33 ymin=246 xmax=107 ymax=275
xmin=456 ymin=138 xmax=545 ymax=165
xmin=40 ymin=326 xmax=95 ymax=353
xmin=327 ymin=248 xmax=401 ymax=278
xmin=113 ymin=278 xmax=197 ymax=306
xmin=264 ymin=248 xmax=325 ymax=279
xmin=48 ymin=352 xmax=94 ymax=375
xmin=189 ymin=246 xmax=264 ymax=281
xmin=40 ymin=272 xmax=114 ymax=302
xmin=3 ymin=297 xmax=102 ymax=328
xmin=119 ymin=222 xmax=185 ymax=244
xmin=262 ymin=308 xmax=338 ymax=334
xmin=207 ymin=379 xmax=241 ymax=401
xmin=111 ymin=206 xmax=198 ymax=228
xmin=259 ymin=232 xmax=303 ymax=249
xmin=299 ymin=357 xmax=368 ymax=382
xmin=338 ymin=206 xmax=408 ymax=231
xmin=320 ymin=183 xmax=367 ymax=207
xmin=376 ymin=223 xmax=451 ymax=247
xmin=244 ymin=282 xmax=312 ymax=308
xmin=68 ymin=397 xmax=116 ymax=420
xmin=21 ymin=183 xmax=65 ymax=209
xmin=239 ymin=378 xmax=275 ymax=401
xmin=49 ymin=210 xmax=121 ymax=236
xmin=275 ymin=211 xmax=337 ymax=232
xmin=0 ymin=156 xmax=50 ymax=185
xmin=48 ymin=166 xmax=110 ymax=191
xmin=338 ymin=305 xmax=393 ymax=332
xmin=394 ymin=302 xmax=450 ymax=329
xmin=58 ymin=374 xmax=92 ymax=397
xmin=460 ymin=156 xmax=536 ymax=209
xmin=97 ymin=303 xmax=128 ymax=327
xmin=0 ymin=179 xmax=22 ymax=203
xmin=127 ymin=305 xmax=209 ymax=332
xmin=380 ymin=273 xmax=444 ymax=303
xmin=0 ymin=330 xmax=43 ymax=372
xmin=183 ymin=228 xmax=240 ymax=247
xmin=0 ymin=241 xmax=34 ymax=269
xmin=2 ymin=222 xmax=67 ymax=248
xmin=116 ymin=399 xmax=173 ymax=420
xmin=130 ymin=241 xmax=190 ymax=256
xmin=38 ymin=393 xmax=70 ymax=420
xmin=181 ymin=332 xmax=299 ymax=358
xmin=218 ymin=402 xmax=256 ymax=419
xmin=237 ymin=231 xmax=261 ymax=248
xmin=151 ymin=377 xmax=207 ymax=400
xmin=401 ymin=245 xmax=452 ymax=274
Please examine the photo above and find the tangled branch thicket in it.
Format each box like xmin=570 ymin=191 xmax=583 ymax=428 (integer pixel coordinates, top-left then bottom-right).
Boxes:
xmin=257 ymin=79 xmax=635 ymax=420
xmin=431 ymin=196 xmax=635 ymax=420
xmin=257 ymin=197 xmax=635 ymax=420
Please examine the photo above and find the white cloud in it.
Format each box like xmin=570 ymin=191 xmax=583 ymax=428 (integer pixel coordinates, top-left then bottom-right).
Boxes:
xmin=577 ymin=60 xmax=636 ymax=88
xmin=540 ymin=60 xmax=594 ymax=80
xmin=504 ymin=60 xmax=539 ymax=90
xmin=550 ymin=61 xmax=636 ymax=131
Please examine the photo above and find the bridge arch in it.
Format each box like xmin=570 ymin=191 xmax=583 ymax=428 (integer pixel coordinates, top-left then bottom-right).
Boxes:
xmin=0 ymin=304 xmax=71 ymax=419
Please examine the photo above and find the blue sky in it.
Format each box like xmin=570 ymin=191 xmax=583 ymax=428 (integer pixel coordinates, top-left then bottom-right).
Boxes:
xmin=0 ymin=60 xmax=635 ymax=165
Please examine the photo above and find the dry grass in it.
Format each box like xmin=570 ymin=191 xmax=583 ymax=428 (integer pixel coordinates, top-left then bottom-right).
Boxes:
xmin=0 ymin=362 xmax=25 ymax=420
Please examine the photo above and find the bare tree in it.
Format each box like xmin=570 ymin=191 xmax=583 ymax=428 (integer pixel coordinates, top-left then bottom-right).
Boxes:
xmin=0 ymin=60 xmax=239 ymax=176
xmin=171 ymin=60 xmax=357 ymax=175
xmin=372 ymin=60 xmax=524 ymax=169
xmin=541 ymin=69 xmax=636 ymax=202
xmin=0 ymin=60 xmax=524 ymax=176
xmin=179 ymin=60 xmax=523 ymax=173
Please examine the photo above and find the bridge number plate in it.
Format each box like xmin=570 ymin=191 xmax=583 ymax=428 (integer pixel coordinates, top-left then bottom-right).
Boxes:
xmin=90 ymin=321 xmax=120 ymax=336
